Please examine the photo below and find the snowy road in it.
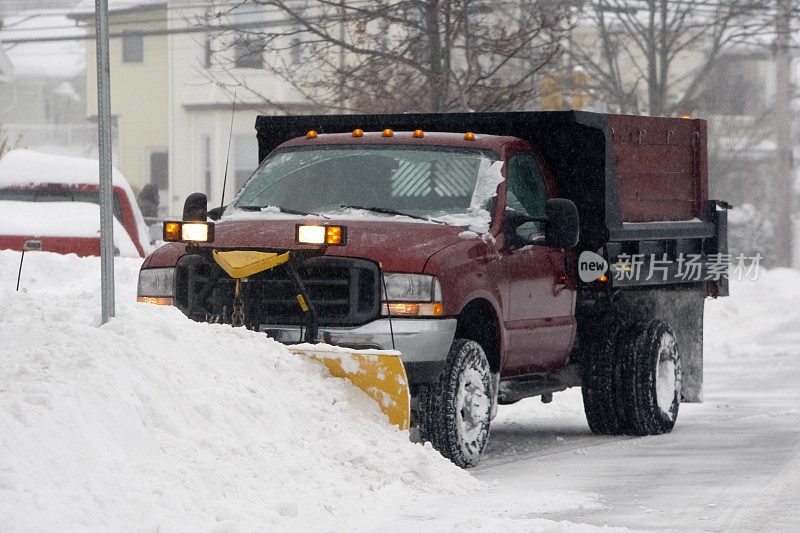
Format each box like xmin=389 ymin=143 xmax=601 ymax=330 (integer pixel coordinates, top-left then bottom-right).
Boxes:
xmin=467 ymin=270 xmax=800 ymax=532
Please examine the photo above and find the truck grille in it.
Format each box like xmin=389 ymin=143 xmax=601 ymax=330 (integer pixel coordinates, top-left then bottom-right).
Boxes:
xmin=245 ymin=256 xmax=380 ymax=327
xmin=175 ymin=254 xmax=381 ymax=328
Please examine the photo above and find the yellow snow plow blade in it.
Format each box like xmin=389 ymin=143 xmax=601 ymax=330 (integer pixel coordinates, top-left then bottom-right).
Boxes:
xmin=289 ymin=345 xmax=411 ymax=430
xmin=210 ymin=249 xmax=411 ymax=430
xmin=213 ymin=250 xmax=290 ymax=279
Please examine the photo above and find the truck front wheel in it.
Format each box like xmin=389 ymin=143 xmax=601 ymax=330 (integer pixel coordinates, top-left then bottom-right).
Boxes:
xmin=620 ymin=319 xmax=682 ymax=435
xmin=419 ymin=338 xmax=492 ymax=468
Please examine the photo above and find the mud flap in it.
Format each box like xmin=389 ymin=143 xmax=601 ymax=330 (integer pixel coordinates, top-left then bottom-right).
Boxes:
xmin=289 ymin=345 xmax=411 ymax=430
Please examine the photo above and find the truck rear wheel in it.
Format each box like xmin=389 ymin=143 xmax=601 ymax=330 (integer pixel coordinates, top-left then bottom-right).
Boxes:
xmin=419 ymin=338 xmax=492 ymax=468
xmin=619 ymin=319 xmax=682 ymax=435
xmin=581 ymin=319 xmax=627 ymax=434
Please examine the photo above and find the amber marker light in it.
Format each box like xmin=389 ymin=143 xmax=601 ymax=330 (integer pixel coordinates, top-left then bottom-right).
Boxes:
xmin=164 ymin=222 xmax=181 ymax=241
xmin=137 ymin=296 xmax=174 ymax=306
xmin=326 ymin=226 xmax=342 ymax=244
xmin=163 ymin=221 xmax=214 ymax=243
xmin=297 ymin=224 xmax=347 ymax=245
xmin=598 ymin=275 xmax=608 ymax=282
xmin=382 ymin=129 xmax=394 ymax=137
xmin=306 ymin=130 xmax=318 ymax=138
xmin=383 ymin=302 xmax=443 ymax=317
xmin=682 ymin=115 xmax=692 ymax=119
xmin=464 ymin=132 xmax=476 ymax=140
xmin=352 ymin=129 xmax=364 ymax=137
xmin=412 ymin=129 xmax=424 ymax=138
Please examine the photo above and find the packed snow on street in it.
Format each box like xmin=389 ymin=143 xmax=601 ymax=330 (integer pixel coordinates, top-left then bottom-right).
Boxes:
xmin=1 ymin=249 xmax=799 ymax=532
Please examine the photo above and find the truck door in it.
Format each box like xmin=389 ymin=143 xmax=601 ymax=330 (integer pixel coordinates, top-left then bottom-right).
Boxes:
xmin=498 ymin=153 xmax=576 ymax=375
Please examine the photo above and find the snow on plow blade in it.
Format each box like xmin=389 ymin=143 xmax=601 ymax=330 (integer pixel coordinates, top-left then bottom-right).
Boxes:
xmin=209 ymin=249 xmax=411 ymax=429
xmin=288 ymin=345 xmax=411 ymax=430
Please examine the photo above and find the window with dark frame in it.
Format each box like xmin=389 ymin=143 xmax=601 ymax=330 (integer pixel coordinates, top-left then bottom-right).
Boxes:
xmin=150 ymin=151 xmax=168 ymax=190
xmin=506 ymin=154 xmax=549 ymax=237
xmin=203 ymin=35 xmax=213 ymax=68
xmin=122 ymin=31 xmax=144 ymax=63
xmin=202 ymin=135 xmax=212 ymax=196
xmin=234 ymin=35 xmax=265 ymax=69
xmin=232 ymin=7 xmax=266 ymax=69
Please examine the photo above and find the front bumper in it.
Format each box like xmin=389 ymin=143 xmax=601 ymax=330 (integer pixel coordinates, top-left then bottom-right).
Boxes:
xmin=260 ymin=318 xmax=457 ymax=384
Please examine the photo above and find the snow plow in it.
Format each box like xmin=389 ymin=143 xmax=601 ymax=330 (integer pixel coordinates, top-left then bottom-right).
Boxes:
xmin=138 ymin=111 xmax=727 ymax=468
xmin=150 ymin=211 xmax=410 ymax=430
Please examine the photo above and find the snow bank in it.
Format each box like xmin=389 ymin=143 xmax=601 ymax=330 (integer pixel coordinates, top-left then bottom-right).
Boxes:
xmin=0 ymin=250 xmax=476 ymax=532
xmin=704 ymin=267 xmax=800 ymax=351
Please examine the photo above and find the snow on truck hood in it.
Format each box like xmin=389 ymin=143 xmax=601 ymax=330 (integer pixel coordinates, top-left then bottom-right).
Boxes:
xmin=196 ymin=159 xmax=506 ymax=271
xmin=0 ymin=200 xmax=140 ymax=257
xmin=210 ymin=216 xmax=472 ymax=272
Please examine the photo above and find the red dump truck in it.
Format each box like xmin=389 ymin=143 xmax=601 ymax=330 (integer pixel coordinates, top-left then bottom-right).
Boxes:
xmin=137 ymin=111 xmax=728 ymax=467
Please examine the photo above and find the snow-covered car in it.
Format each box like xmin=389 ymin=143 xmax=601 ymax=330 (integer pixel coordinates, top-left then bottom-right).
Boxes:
xmin=0 ymin=149 xmax=152 ymax=258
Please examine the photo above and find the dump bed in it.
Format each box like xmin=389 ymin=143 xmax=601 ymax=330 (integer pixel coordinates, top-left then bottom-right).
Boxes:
xmin=255 ymin=111 xmax=728 ymax=294
xmin=608 ymin=115 xmax=707 ymax=223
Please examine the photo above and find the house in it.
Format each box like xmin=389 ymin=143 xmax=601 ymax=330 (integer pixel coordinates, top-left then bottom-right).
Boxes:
xmin=69 ymin=0 xmax=168 ymax=210
xmin=0 ymin=10 xmax=91 ymax=157
xmin=68 ymin=0 xmax=314 ymax=216
xmin=165 ymin=0 xmax=314 ymax=216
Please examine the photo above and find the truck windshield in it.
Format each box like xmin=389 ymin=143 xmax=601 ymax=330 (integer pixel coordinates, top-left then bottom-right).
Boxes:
xmin=233 ymin=145 xmax=497 ymax=220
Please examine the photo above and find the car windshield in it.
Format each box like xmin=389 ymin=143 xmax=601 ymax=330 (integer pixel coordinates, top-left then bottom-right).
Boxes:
xmin=233 ymin=145 xmax=498 ymax=220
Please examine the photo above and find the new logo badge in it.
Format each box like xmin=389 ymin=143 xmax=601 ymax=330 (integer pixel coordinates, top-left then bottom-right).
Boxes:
xmin=578 ymin=251 xmax=609 ymax=283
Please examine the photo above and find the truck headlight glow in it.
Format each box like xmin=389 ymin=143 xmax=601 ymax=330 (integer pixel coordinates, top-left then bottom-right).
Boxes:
xmin=136 ymin=268 xmax=175 ymax=305
xmin=182 ymin=223 xmax=209 ymax=242
xmin=296 ymin=225 xmax=346 ymax=245
xmin=163 ymin=221 xmax=214 ymax=243
xmin=381 ymin=273 xmax=443 ymax=316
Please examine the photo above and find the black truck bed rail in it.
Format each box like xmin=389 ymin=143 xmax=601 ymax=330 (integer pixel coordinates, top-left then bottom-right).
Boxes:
xmin=254 ymin=111 xmax=728 ymax=296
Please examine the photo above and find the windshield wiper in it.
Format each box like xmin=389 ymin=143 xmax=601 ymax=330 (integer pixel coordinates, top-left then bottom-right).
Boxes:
xmin=338 ymin=204 xmax=442 ymax=223
xmin=237 ymin=205 xmax=328 ymax=218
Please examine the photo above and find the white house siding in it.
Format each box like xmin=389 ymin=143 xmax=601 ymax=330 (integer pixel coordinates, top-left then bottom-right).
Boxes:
xmin=166 ymin=1 xmax=310 ymax=217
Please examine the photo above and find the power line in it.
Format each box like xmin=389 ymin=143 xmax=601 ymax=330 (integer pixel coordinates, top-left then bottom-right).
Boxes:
xmin=0 ymin=0 xmax=793 ymax=33
xmin=1 ymin=0 xmax=796 ymax=45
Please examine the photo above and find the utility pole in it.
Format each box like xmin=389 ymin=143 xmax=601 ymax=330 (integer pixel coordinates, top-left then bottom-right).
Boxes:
xmin=95 ymin=0 xmax=115 ymax=323
xmin=775 ymin=0 xmax=794 ymax=267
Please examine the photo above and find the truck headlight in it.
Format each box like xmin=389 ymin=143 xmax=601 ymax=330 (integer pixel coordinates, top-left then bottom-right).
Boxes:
xmin=296 ymin=224 xmax=346 ymax=245
xmin=136 ymin=267 xmax=175 ymax=305
xmin=163 ymin=221 xmax=215 ymax=243
xmin=381 ymin=273 xmax=443 ymax=316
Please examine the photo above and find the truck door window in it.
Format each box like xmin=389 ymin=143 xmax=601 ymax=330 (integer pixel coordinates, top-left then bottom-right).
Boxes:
xmin=505 ymin=154 xmax=549 ymax=239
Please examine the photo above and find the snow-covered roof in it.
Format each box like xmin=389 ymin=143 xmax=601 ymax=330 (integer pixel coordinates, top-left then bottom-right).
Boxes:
xmin=0 ymin=14 xmax=85 ymax=79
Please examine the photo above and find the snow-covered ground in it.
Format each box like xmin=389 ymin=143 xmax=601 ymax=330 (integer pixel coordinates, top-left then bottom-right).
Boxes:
xmin=2 ymin=250 xmax=799 ymax=531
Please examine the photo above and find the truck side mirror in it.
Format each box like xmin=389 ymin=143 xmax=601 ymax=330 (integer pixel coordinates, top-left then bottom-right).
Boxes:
xmin=544 ymin=198 xmax=579 ymax=248
xmin=207 ymin=205 xmax=225 ymax=221
xmin=183 ymin=193 xmax=208 ymax=222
